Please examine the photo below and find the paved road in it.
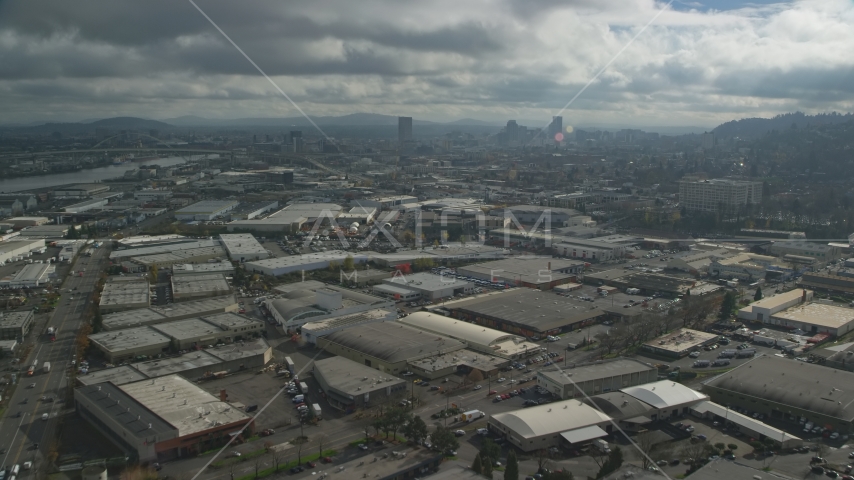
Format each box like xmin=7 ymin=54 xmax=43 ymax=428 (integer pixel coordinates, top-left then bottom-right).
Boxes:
xmin=0 ymin=245 xmax=109 ymax=471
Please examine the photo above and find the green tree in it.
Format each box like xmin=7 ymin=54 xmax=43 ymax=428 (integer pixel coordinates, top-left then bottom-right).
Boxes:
xmin=401 ymin=415 xmax=428 ymax=445
xmin=471 ymin=453 xmax=483 ymax=475
xmin=595 ymin=447 xmax=623 ymax=479
xmin=431 ymin=426 xmax=459 ymax=454
xmin=754 ymin=286 xmax=763 ymax=301
xmin=384 ymin=407 xmax=409 ymax=439
xmin=342 ymin=255 xmax=355 ymax=271
xmin=504 ymin=449 xmax=519 ymax=480
xmin=480 ymin=438 xmax=501 ymax=466
xmin=719 ymin=291 xmax=736 ymax=320
xmin=482 ymin=458 xmax=494 ymax=477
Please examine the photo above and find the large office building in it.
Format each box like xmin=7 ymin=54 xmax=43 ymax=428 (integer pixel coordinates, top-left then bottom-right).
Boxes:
xmin=678 ymin=178 xmax=762 ymax=212
xmin=445 ymin=288 xmax=606 ymax=338
xmin=313 ymin=356 xmax=408 ymax=412
xmin=703 ymin=355 xmax=854 ymax=434
xmin=219 ymin=234 xmax=269 ymax=262
xmin=175 ymin=200 xmax=240 ymax=221
xmin=536 ymin=358 xmax=658 ymax=399
xmin=74 ymin=375 xmax=253 ymax=462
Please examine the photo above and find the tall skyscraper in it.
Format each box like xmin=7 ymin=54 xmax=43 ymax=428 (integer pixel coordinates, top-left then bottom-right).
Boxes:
xmin=550 ymin=116 xmax=563 ymax=138
xmin=290 ymin=131 xmax=303 ymax=153
xmin=398 ymin=117 xmax=413 ymax=143
xmin=506 ymin=120 xmax=518 ymax=143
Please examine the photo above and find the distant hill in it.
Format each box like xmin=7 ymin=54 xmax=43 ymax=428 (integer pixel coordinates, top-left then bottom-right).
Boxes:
xmin=0 ymin=116 xmax=174 ymax=134
xmin=713 ymin=112 xmax=854 ymax=139
xmin=161 ymin=113 xmax=507 ymax=127
xmin=84 ymin=117 xmax=174 ymax=129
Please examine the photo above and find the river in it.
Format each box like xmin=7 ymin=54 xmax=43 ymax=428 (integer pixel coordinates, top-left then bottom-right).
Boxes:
xmin=0 ymin=156 xmax=201 ymax=193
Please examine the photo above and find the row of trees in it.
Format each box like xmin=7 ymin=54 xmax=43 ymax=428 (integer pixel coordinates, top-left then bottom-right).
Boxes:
xmin=365 ymin=407 xmax=460 ymax=454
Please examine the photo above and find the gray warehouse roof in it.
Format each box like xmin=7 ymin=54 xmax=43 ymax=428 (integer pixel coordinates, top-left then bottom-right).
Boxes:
xmin=102 ymin=295 xmax=238 ymax=330
xmin=89 ymin=327 xmax=172 ymax=353
xmin=133 ymin=350 xmax=222 ymax=378
xmin=75 ymin=382 xmax=175 ymax=438
xmin=539 ymin=358 xmax=656 ymax=386
xmin=314 ymin=356 xmax=406 ymax=396
xmin=703 ymin=355 xmax=854 ymax=422
xmin=76 ymin=365 xmax=148 ymax=386
xmin=322 ymin=321 xmax=466 ymax=364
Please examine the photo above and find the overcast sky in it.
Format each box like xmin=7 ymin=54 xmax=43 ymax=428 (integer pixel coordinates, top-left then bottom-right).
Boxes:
xmin=1 ymin=0 xmax=852 ymax=128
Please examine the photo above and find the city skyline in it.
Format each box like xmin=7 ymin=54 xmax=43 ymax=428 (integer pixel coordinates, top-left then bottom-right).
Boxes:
xmin=1 ymin=0 xmax=853 ymax=127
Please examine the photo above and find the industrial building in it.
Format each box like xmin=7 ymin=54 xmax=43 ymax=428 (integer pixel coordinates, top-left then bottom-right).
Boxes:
xmin=175 ymin=200 xmax=240 ymax=221
xmin=219 ymin=233 xmax=269 ymax=262
xmin=702 ymin=355 xmax=854 ymax=434
xmin=227 ymin=202 xmax=343 ymax=233
xmin=74 ymin=374 xmax=253 ymax=462
xmin=762 ymin=300 xmax=854 ymax=337
xmin=0 ymin=310 xmax=35 ymax=340
xmin=227 ymin=201 xmax=279 ymax=220
xmin=536 ymin=358 xmax=658 ymax=399
xmin=5 ymin=217 xmax=49 ymax=228
xmin=337 ymin=206 xmax=377 ymax=224
xmin=398 ymin=312 xmax=539 ymax=359
xmin=641 ymin=328 xmax=719 ymax=358
xmin=171 ymin=274 xmax=231 ymax=301
xmin=446 ymin=289 xmax=606 ymax=338
xmin=268 ymin=281 xmax=395 ymax=330
xmin=799 ymin=271 xmax=854 ymax=294
xmin=313 ymin=356 xmax=408 ymax=412
xmin=245 ymin=251 xmax=369 ymax=276
xmin=618 ymin=380 xmax=709 ymax=420
xmin=678 ymin=178 xmax=762 ymax=213
xmin=586 ymin=269 xmax=706 ymax=297
xmin=54 ymin=183 xmax=111 ymax=198
xmin=666 ymin=249 xmax=732 ymax=273
xmin=377 ymin=272 xmax=474 ymax=301
xmin=338 ymin=268 xmax=393 ymax=287
xmin=690 ymin=401 xmax=802 ymax=448
xmin=737 ymin=289 xmax=813 ymax=322
xmin=357 ymin=195 xmax=418 ymax=209
xmin=299 ymin=309 xmax=397 ymax=344
xmin=101 ymin=295 xmax=238 ymax=331
xmin=99 ymin=277 xmax=151 ymax=314
xmin=317 ymin=321 xmax=467 ymax=377
xmin=78 ymin=338 xmax=272 ymax=386
xmin=457 ymin=257 xmax=584 ymax=290
xmin=768 ymin=241 xmax=842 ymax=264
xmin=0 ymin=262 xmax=55 ymax=287
xmin=110 ymin=239 xmax=220 ymax=260
xmin=131 ymin=246 xmax=227 ymax=268
xmin=90 ymin=313 xmax=263 ymax=362
xmin=708 ymin=252 xmax=790 ymax=281
xmin=0 ymin=238 xmax=45 ymax=264
xmin=64 ymin=198 xmax=109 ymax=213
xmin=488 ymin=400 xmax=613 ymax=452
xmin=171 ymin=261 xmax=235 ymax=277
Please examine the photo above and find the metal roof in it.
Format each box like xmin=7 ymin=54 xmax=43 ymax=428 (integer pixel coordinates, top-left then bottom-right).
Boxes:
xmin=400 ymin=312 xmax=522 ymax=348
xmin=621 ymin=380 xmax=708 ymax=409
xmin=322 ymin=321 xmax=465 ymax=364
xmin=490 ymin=399 xmax=611 ymax=439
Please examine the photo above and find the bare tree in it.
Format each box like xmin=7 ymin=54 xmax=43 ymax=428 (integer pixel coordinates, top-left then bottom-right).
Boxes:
xmin=317 ymin=433 xmax=327 ymax=458
xmin=253 ymin=456 xmax=264 ymax=479
xmin=271 ymin=449 xmax=286 ymax=474
xmin=635 ymin=432 xmax=657 ymax=470
xmin=293 ymin=436 xmax=308 ymax=464
xmin=536 ymin=449 xmax=551 ymax=474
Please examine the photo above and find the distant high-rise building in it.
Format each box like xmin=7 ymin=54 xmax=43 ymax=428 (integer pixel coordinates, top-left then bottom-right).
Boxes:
xmin=702 ymin=132 xmax=715 ymax=150
xmin=290 ymin=131 xmax=304 ymax=153
xmin=398 ymin=117 xmax=413 ymax=143
xmin=549 ymin=116 xmax=563 ymax=139
xmin=678 ymin=178 xmax=762 ymax=212
xmin=506 ymin=120 xmax=518 ymax=143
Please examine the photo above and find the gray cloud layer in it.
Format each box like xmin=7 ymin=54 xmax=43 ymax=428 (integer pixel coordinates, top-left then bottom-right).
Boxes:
xmin=1 ymin=0 xmax=852 ymax=126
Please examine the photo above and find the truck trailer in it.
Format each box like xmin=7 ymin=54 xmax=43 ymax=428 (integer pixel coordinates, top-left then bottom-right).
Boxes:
xmin=312 ymin=403 xmax=322 ymax=420
xmin=43 ymin=362 xmax=51 ymax=373
xmin=460 ymin=410 xmax=485 ymax=423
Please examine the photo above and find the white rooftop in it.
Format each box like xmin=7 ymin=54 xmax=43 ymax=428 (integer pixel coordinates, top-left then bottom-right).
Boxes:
xmin=621 ymin=380 xmax=708 ymax=409
xmin=491 ymin=399 xmax=612 ymax=439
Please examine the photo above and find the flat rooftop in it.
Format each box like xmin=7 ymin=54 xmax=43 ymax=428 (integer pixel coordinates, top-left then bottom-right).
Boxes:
xmin=246 ymin=251 xmax=367 ymax=271
xmin=206 ymin=337 xmax=271 ymax=362
xmin=0 ymin=310 xmax=33 ymax=329
xmin=75 ymin=382 xmax=175 ymax=438
xmin=539 ymin=358 xmax=656 ymax=385
xmin=89 ymin=327 xmax=172 ymax=353
xmin=703 ymin=355 xmax=854 ymax=422
xmin=102 ymin=295 xmax=238 ymax=330
xmin=408 ymin=348 xmax=505 ymax=373
xmin=644 ymin=328 xmax=717 ymax=353
xmin=151 ymin=318 xmax=227 ymax=340
xmin=773 ymin=302 xmax=854 ymax=329
xmin=172 ymin=262 xmax=235 ymax=276
xmin=132 ymin=246 xmax=226 ymax=266
xmin=201 ymin=312 xmax=262 ymax=331
xmin=76 ymin=365 xmax=148 ymax=386
xmin=459 ymin=257 xmax=583 ymax=282
xmin=219 ymin=233 xmax=267 ymax=257
xmin=750 ymin=289 xmax=806 ymax=310
xmin=132 ymin=350 xmax=222 ymax=378
xmin=175 ymin=200 xmax=240 ymax=215
xmin=301 ymin=309 xmax=393 ymax=333
xmin=384 ymin=272 xmax=471 ymax=292
xmin=313 ymin=356 xmax=406 ymax=396
xmin=110 ymin=239 xmax=219 ymax=259
xmin=448 ymin=289 xmax=605 ymax=333
xmin=171 ymin=274 xmax=230 ymax=296
xmin=322 ymin=321 xmax=466 ymax=364
xmin=100 ymin=278 xmax=150 ymax=308
xmin=119 ymin=375 xmax=251 ymax=436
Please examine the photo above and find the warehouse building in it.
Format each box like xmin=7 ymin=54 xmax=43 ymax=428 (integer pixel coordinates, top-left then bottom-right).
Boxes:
xmin=227 ymin=202 xmax=343 ymax=233
xmin=74 ymin=375 xmax=253 ymax=462
xmin=317 ymin=321 xmax=467 ymax=377
xmin=690 ymin=401 xmax=802 ymax=448
xmin=151 ymin=313 xmax=264 ymax=350
xmin=379 ymin=272 xmax=474 ymax=301
xmin=54 ymin=184 xmax=110 ymax=198
xmin=246 ymin=251 xmax=369 ymax=276
xmin=227 ymin=201 xmax=279 ymax=220
xmin=89 ymin=326 xmax=173 ymax=362
xmin=78 ymin=338 xmax=272 ymax=386
xmin=0 ymin=310 xmax=35 ymax=340
xmin=64 ymin=198 xmax=109 ymax=213
xmin=339 ymin=268 xmax=393 ymax=287
xmin=537 ymin=358 xmax=658 ymax=400
xmin=175 ymin=200 xmax=240 ymax=221
xmin=313 ymin=356 xmax=408 ymax=412
xmin=99 ymin=277 xmax=151 ymax=314
xmin=586 ymin=270 xmax=706 ymax=298
xmin=488 ymin=400 xmax=613 ymax=452
xmin=4 ymin=217 xmax=50 ymax=228
xmin=101 ymin=295 xmax=238 ymax=331
xmin=765 ymin=301 xmax=854 ymax=337
xmin=640 ymin=328 xmax=719 ymax=358
xmin=446 ymin=289 xmax=606 ymax=338
xmin=0 ymin=262 xmax=55 ymax=287
xmin=171 ymin=274 xmax=231 ymax=301
xmin=300 ymin=309 xmax=397 ymax=344
xmin=768 ymin=241 xmax=842 ymax=264
xmin=337 ymin=206 xmax=377 ymax=224
xmin=131 ymin=246 xmax=227 ymax=268
xmin=357 ymin=195 xmax=417 ymax=209
xmin=171 ymin=261 xmax=235 ymax=277
xmin=110 ymin=239 xmax=221 ymax=260
xmin=666 ymin=249 xmax=731 ymax=274
xmin=219 ymin=233 xmax=269 ymax=262
xmin=618 ymin=380 xmax=709 ymax=420
xmin=268 ymin=281 xmax=394 ymax=330
xmin=737 ymin=289 xmax=813 ymax=322
xmin=0 ymin=238 xmax=45 ymax=264
xmin=702 ymin=355 xmax=854 ymax=434
xmin=372 ymin=284 xmax=421 ymax=302
xmin=709 ymin=253 xmax=789 ymax=281
xmin=457 ymin=257 xmax=584 ymax=290
xmin=399 ymin=312 xmax=538 ymax=359
xmin=799 ymin=271 xmax=854 ymax=295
